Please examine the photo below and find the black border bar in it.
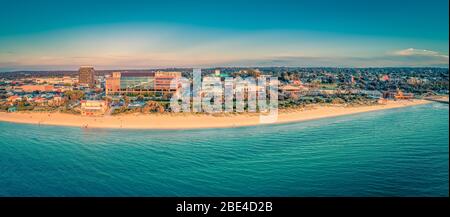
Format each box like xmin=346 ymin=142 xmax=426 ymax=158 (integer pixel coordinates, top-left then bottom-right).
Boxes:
xmin=0 ymin=197 xmax=448 ymax=216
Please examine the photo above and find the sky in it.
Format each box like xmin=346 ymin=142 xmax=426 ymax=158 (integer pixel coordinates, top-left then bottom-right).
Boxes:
xmin=0 ymin=0 xmax=448 ymax=71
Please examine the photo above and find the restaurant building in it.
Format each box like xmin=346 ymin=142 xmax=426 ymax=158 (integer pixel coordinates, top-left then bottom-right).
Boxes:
xmin=80 ymin=100 xmax=108 ymax=116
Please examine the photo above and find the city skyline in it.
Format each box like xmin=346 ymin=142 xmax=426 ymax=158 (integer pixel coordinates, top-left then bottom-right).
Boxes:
xmin=0 ymin=0 xmax=448 ymax=71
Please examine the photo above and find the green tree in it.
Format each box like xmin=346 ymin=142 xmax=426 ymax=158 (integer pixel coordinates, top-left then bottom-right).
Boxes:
xmin=142 ymin=101 xmax=164 ymax=113
xmin=65 ymin=90 xmax=85 ymax=101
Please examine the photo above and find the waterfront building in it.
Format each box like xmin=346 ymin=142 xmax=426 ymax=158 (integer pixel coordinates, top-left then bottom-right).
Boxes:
xmin=105 ymin=71 xmax=181 ymax=95
xmin=154 ymin=71 xmax=182 ymax=91
xmin=394 ymin=90 xmax=414 ymax=100
xmin=78 ymin=66 xmax=95 ymax=87
xmin=105 ymin=72 xmax=121 ymax=95
xmin=383 ymin=89 xmax=414 ymax=100
xmin=80 ymin=100 xmax=108 ymax=116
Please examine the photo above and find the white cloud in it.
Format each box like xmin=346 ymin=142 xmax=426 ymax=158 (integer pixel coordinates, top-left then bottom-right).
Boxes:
xmin=392 ymin=48 xmax=449 ymax=58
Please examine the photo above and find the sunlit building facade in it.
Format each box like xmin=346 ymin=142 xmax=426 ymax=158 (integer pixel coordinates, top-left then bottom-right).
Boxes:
xmin=105 ymin=71 xmax=181 ymax=95
xmin=80 ymin=100 xmax=108 ymax=116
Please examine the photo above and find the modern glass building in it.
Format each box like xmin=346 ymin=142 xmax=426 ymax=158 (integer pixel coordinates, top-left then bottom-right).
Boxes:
xmin=105 ymin=71 xmax=181 ymax=95
xmin=120 ymin=72 xmax=155 ymax=91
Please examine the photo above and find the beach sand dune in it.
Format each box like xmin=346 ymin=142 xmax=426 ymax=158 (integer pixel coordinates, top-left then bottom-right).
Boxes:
xmin=0 ymin=100 xmax=431 ymax=130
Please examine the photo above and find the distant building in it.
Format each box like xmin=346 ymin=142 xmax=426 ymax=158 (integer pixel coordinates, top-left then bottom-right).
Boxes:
xmin=280 ymin=85 xmax=308 ymax=94
xmin=360 ymin=90 xmax=382 ymax=99
xmin=280 ymin=85 xmax=303 ymax=94
xmin=319 ymin=89 xmax=338 ymax=95
xmin=80 ymin=100 xmax=108 ymax=116
xmin=32 ymin=97 xmax=48 ymax=105
xmin=407 ymin=77 xmax=425 ymax=85
xmin=34 ymin=76 xmax=78 ymax=85
xmin=292 ymin=80 xmax=302 ymax=85
xmin=54 ymin=86 xmax=73 ymax=93
xmin=380 ymin=75 xmax=390 ymax=82
xmin=78 ymin=66 xmax=95 ymax=87
xmin=17 ymin=85 xmax=53 ymax=92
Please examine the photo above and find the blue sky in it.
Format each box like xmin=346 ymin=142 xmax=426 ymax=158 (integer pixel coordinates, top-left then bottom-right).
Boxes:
xmin=0 ymin=0 xmax=448 ymax=71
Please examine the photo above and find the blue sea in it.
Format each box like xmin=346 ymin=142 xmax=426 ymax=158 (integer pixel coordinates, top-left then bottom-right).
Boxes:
xmin=0 ymin=103 xmax=448 ymax=196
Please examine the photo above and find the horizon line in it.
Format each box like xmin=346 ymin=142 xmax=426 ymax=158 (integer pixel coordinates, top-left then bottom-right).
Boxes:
xmin=1 ymin=66 xmax=449 ymax=73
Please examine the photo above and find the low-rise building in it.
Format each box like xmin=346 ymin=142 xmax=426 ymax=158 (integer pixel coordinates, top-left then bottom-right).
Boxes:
xmin=16 ymin=85 xmax=54 ymax=92
xmin=32 ymin=97 xmax=48 ymax=105
xmin=48 ymin=96 xmax=64 ymax=106
xmin=383 ymin=90 xmax=414 ymax=100
xmin=280 ymin=84 xmax=308 ymax=94
xmin=7 ymin=95 xmax=22 ymax=102
xmin=360 ymin=90 xmax=383 ymax=99
xmin=80 ymin=100 xmax=108 ymax=116
xmin=394 ymin=90 xmax=414 ymax=100
xmin=34 ymin=76 xmax=78 ymax=85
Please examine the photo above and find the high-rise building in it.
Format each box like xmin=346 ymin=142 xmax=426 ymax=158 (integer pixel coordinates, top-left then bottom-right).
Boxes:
xmin=78 ymin=66 xmax=95 ymax=87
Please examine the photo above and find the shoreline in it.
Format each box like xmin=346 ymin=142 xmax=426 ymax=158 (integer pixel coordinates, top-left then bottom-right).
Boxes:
xmin=0 ymin=100 xmax=432 ymax=130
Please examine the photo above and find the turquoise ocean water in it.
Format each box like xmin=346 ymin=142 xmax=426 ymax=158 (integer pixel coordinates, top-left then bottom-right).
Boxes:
xmin=0 ymin=103 xmax=448 ymax=196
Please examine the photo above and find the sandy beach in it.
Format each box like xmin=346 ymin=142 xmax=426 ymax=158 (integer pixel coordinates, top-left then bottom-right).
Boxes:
xmin=0 ymin=100 xmax=431 ymax=129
